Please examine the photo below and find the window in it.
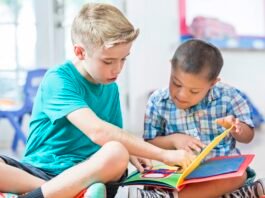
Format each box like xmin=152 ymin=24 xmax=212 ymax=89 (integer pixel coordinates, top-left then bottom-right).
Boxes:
xmin=0 ymin=0 xmax=126 ymax=102
xmin=0 ymin=0 xmax=36 ymax=70
xmin=0 ymin=0 xmax=36 ymax=99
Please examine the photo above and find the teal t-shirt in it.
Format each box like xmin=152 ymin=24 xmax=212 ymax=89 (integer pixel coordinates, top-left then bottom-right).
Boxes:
xmin=22 ymin=60 xmax=123 ymax=175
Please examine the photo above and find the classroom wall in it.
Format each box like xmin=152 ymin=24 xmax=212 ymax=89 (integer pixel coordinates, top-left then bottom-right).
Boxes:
xmin=124 ymin=0 xmax=265 ymax=135
xmin=221 ymin=51 xmax=265 ymax=116
xmin=1 ymin=0 xmax=264 ymax=145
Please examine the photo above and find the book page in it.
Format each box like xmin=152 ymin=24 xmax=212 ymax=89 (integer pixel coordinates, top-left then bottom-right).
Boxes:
xmin=176 ymin=126 xmax=233 ymax=187
xmin=123 ymin=164 xmax=182 ymax=189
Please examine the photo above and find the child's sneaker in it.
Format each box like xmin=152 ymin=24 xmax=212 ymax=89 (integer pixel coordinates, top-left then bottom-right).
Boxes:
xmin=84 ymin=183 xmax=106 ymax=198
xmin=0 ymin=193 xmax=18 ymax=198
xmin=222 ymin=178 xmax=265 ymax=198
xmin=136 ymin=188 xmax=174 ymax=198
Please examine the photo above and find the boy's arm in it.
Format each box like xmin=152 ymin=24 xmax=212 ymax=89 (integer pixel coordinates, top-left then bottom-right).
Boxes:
xmin=147 ymin=135 xmax=175 ymax=150
xmin=216 ymin=116 xmax=254 ymax=143
xmin=148 ymin=133 xmax=205 ymax=153
xmin=67 ymin=107 xmax=195 ymax=168
xmin=215 ymin=89 xmax=255 ymax=143
xmin=233 ymin=121 xmax=254 ymax=143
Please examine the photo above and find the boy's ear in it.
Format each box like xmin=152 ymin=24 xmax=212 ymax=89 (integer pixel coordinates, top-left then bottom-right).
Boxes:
xmin=74 ymin=45 xmax=86 ymax=60
xmin=210 ymin=77 xmax=220 ymax=87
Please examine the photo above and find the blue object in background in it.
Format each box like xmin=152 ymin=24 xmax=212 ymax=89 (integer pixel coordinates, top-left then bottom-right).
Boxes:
xmin=0 ymin=69 xmax=47 ymax=152
xmin=236 ymin=89 xmax=264 ymax=128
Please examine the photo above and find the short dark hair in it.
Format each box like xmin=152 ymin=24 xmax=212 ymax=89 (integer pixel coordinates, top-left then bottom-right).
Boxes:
xmin=171 ymin=39 xmax=223 ymax=81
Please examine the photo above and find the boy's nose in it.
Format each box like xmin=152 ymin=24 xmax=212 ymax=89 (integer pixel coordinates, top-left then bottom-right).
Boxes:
xmin=178 ymin=89 xmax=189 ymax=100
xmin=113 ymin=63 xmax=123 ymax=75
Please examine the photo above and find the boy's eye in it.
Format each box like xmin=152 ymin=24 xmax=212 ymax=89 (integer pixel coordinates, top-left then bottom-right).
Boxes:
xmin=174 ymin=82 xmax=181 ymax=87
xmin=103 ymin=60 xmax=113 ymax=64
xmin=190 ymin=90 xmax=199 ymax=94
xmin=121 ymin=58 xmax=127 ymax=62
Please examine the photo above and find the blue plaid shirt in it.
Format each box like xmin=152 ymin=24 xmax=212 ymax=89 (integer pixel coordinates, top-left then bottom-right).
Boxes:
xmin=144 ymin=82 xmax=254 ymax=160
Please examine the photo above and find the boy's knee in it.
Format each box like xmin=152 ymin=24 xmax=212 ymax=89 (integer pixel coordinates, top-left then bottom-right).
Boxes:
xmin=103 ymin=141 xmax=129 ymax=165
xmin=105 ymin=141 xmax=129 ymax=157
xmin=0 ymin=158 xmax=6 ymax=164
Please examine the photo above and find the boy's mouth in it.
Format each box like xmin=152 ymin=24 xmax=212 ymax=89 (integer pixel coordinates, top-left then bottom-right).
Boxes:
xmin=175 ymin=97 xmax=188 ymax=104
xmin=108 ymin=77 xmax=117 ymax=82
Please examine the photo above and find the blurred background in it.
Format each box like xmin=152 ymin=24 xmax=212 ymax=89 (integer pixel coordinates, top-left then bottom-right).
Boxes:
xmin=0 ymin=0 xmax=264 ymax=196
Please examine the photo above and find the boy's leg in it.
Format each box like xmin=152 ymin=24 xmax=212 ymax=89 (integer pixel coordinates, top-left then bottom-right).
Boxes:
xmin=0 ymin=158 xmax=45 ymax=194
xmin=41 ymin=141 xmax=129 ymax=198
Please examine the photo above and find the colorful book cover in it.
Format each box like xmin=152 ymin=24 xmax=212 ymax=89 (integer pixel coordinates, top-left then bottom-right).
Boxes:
xmin=123 ymin=155 xmax=254 ymax=191
xmin=123 ymin=127 xmax=254 ymax=191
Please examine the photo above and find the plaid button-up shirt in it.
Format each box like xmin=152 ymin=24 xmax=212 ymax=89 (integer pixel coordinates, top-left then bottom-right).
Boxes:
xmin=144 ymin=82 xmax=254 ymax=160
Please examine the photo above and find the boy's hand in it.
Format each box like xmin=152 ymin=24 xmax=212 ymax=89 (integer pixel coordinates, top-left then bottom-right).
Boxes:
xmin=216 ymin=115 xmax=254 ymax=143
xmin=162 ymin=149 xmax=196 ymax=171
xmin=129 ymin=155 xmax=153 ymax=173
xmin=173 ymin=134 xmax=205 ymax=154
xmin=216 ymin=115 xmax=242 ymax=135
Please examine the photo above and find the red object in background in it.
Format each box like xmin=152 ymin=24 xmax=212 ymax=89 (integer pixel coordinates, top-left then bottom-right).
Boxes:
xmin=189 ymin=16 xmax=237 ymax=40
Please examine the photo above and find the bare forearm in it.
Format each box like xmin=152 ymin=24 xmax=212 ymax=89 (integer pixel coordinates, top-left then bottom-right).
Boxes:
xmin=68 ymin=108 xmax=195 ymax=168
xmin=216 ymin=116 xmax=255 ymax=144
xmin=232 ymin=122 xmax=254 ymax=143
xmin=68 ymin=108 xmax=169 ymax=163
xmin=91 ymin=120 xmax=165 ymax=162
xmin=147 ymin=136 xmax=176 ymax=150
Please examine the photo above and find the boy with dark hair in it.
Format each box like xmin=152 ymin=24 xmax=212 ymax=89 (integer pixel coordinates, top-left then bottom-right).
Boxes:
xmin=138 ymin=39 xmax=265 ymax=198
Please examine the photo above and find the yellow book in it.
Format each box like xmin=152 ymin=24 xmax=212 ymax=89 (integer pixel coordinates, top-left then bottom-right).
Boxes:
xmin=176 ymin=126 xmax=232 ymax=187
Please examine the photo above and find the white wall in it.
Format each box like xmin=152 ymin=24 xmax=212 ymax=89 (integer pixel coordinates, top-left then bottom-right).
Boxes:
xmin=221 ymin=51 xmax=265 ymax=116
xmin=125 ymin=0 xmax=179 ymax=134
xmin=124 ymin=0 xmax=265 ymax=135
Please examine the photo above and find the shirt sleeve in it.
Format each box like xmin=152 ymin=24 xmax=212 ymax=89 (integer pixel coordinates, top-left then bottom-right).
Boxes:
xmin=41 ymin=70 xmax=88 ymax=124
xmin=228 ymin=89 xmax=254 ymax=128
xmin=143 ymin=95 xmax=165 ymax=140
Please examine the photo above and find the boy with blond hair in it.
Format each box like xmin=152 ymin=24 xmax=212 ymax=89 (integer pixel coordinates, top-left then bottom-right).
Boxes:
xmin=0 ymin=3 xmax=195 ymax=198
xmin=138 ymin=39 xmax=265 ymax=198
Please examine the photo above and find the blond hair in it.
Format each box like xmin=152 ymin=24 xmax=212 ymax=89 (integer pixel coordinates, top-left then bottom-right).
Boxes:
xmin=71 ymin=3 xmax=139 ymax=51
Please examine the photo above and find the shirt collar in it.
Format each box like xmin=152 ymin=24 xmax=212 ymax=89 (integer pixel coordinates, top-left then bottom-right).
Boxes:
xmin=206 ymin=84 xmax=221 ymax=102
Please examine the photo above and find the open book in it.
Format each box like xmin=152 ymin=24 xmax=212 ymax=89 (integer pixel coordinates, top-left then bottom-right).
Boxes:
xmin=123 ymin=127 xmax=254 ymax=191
